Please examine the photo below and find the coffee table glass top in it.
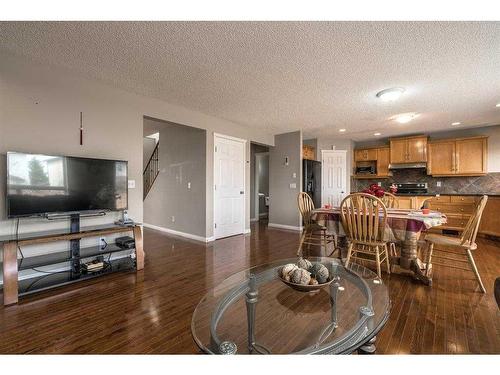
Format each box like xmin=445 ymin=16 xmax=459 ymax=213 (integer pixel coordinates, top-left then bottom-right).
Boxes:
xmin=191 ymin=257 xmax=390 ymax=354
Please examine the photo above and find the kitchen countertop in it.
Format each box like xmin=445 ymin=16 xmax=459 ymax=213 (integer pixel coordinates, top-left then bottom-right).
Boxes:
xmin=353 ymin=192 xmax=500 ymax=197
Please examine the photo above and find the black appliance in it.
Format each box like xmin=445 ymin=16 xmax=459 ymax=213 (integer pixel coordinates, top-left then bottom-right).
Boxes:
xmin=6 ymin=152 xmax=128 ymax=218
xmin=303 ymin=159 xmax=322 ymax=208
xmin=355 ymin=165 xmax=376 ymax=175
xmin=395 ymin=183 xmax=428 ymax=195
xmin=116 ymin=236 xmax=136 ymax=249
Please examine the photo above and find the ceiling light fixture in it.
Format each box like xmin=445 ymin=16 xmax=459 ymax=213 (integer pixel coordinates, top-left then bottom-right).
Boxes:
xmin=392 ymin=112 xmax=420 ymax=124
xmin=339 ymin=129 xmax=346 ymax=133
xmin=451 ymin=122 xmax=461 ymax=126
xmin=374 ymin=132 xmax=381 ymax=136
xmin=376 ymin=87 xmax=405 ymax=102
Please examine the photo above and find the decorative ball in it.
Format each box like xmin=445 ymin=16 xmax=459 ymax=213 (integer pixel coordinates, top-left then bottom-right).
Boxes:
xmin=296 ymin=257 xmax=312 ymax=271
xmin=290 ymin=268 xmax=311 ymax=285
xmin=280 ymin=264 xmax=298 ymax=281
xmin=310 ymin=263 xmax=329 ymax=284
xmin=309 ymin=277 xmax=318 ymax=285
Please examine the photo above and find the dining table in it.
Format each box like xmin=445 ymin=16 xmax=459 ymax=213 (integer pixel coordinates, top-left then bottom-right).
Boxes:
xmin=311 ymin=207 xmax=447 ymax=285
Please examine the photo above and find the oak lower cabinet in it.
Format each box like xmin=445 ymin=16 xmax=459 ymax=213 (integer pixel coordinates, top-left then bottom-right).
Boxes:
xmin=427 ymin=136 xmax=488 ymax=176
xmin=478 ymin=196 xmax=500 ymax=237
xmin=396 ymin=196 xmax=414 ymax=209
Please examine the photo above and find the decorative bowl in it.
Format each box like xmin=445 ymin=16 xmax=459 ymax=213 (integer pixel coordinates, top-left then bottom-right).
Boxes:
xmin=278 ymin=273 xmax=336 ymax=293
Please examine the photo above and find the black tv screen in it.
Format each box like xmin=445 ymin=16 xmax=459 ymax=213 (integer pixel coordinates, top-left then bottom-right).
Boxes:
xmin=7 ymin=152 xmax=128 ymax=218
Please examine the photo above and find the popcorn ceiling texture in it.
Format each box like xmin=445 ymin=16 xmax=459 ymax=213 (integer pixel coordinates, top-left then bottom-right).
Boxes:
xmin=352 ymin=170 xmax=500 ymax=195
xmin=1 ymin=21 xmax=499 ymax=141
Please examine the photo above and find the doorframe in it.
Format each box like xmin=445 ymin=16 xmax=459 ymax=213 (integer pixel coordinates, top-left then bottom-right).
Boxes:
xmin=254 ymin=152 xmax=269 ymax=221
xmin=321 ymin=149 xmax=348 ymax=207
xmin=213 ymin=133 xmax=247 ymax=240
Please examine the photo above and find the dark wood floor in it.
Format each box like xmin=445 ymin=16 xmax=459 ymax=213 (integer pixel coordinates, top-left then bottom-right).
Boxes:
xmin=1 ymin=222 xmax=499 ymax=354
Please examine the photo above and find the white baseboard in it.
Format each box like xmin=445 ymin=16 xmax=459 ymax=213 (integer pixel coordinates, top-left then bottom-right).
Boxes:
xmin=250 ymin=217 xmax=259 ymax=222
xmin=244 ymin=228 xmax=251 ymax=234
xmin=267 ymin=223 xmax=303 ymax=232
xmin=143 ymin=223 xmax=214 ymax=243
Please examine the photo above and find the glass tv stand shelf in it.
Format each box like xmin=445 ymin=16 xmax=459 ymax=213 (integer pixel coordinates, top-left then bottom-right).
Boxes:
xmin=0 ymin=221 xmax=145 ymax=305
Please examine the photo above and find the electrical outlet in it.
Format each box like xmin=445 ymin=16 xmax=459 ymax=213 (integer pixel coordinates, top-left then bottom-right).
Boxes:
xmin=377 ymin=182 xmax=382 ymax=187
xmin=187 ymin=182 xmax=191 ymax=189
xmin=436 ymin=181 xmax=442 ymax=187
xmin=292 ymin=172 xmax=297 ymax=179
xmin=99 ymin=236 xmax=107 ymax=250
xmin=171 ymin=216 xmax=175 ymax=223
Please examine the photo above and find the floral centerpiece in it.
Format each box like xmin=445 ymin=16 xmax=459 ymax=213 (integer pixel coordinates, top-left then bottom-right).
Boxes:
xmin=362 ymin=183 xmax=385 ymax=198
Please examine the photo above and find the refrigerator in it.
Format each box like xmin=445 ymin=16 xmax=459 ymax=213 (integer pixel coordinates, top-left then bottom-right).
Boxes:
xmin=302 ymin=159 xmax=322 ymax=208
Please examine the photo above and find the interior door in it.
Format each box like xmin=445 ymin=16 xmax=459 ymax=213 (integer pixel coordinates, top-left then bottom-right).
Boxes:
xmin=214 ymin=134 xmax=246 ymax=239
xmin=321 ymin=150 xmax=347 ymax=207
xmin=428 ymin=141 xmax=455 ymax=175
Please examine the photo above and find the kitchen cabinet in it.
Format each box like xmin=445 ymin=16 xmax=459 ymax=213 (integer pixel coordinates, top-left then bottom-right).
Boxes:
xmin=354 ymin=148 xmax=377 ymax=162
xmin=376 ymin=147 xmax=390 ymax=177
xmin=479 ymin=196 xmax=500 ymax=238
xmin=302 ymin=145 xmax=315 ymax=160
xmin=396 ymin=196 xmax=414 ymax=209
xmin=427 ymin=136 xmax=488 ymax=176
xmin=390 ymin=135 xmax=428 ymax=164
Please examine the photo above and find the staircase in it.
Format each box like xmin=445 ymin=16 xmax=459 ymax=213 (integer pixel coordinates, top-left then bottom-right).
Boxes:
xmin=143 ymin=142 xmax=159 ymax=199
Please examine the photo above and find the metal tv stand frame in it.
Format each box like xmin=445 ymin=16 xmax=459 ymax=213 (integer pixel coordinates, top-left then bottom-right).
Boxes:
xmin=1 ymin=213 xmax=145 ymax=306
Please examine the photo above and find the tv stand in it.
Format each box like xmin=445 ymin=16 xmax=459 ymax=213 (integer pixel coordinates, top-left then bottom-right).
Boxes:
xmin=1 ymin=219 xmax=144 ymax=305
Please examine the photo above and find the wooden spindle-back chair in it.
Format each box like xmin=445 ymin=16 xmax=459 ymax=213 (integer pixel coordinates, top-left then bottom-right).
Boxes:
xmin=382 ymin=192 xmax=398 ymax=208
xmin=424 ymin=195 xmax=488 ymax=292
xmin=340 ymin=193 xmax=391 ymax=278
xmin=297 ymin=192 xmax=338 ymax=258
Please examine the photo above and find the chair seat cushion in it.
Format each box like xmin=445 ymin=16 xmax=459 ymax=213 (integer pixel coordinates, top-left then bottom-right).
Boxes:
xmin=425 ymin=233 xmax=477 ymax=250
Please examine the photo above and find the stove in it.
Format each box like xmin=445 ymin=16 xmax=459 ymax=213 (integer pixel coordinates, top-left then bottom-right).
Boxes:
xmin=395 ymin=183 xmax=428 ymax=195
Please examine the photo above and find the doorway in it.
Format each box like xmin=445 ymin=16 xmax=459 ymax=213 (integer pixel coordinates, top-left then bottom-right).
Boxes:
xmin=250 ymin=143 xmax=270 ymax=223
xmin=321 ymin=150 xmax=348 ymax=207
xmin=214 ymin=133 xmax=246 ymax=239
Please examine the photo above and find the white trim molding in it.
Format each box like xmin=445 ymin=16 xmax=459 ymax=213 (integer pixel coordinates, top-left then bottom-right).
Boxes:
xmin=143 ymin=223 xmax=214 ymax=243
xmin=267 ymin=223 xmax=303 ymax=232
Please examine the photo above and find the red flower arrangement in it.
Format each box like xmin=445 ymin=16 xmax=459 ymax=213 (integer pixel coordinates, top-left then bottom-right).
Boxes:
xmin=362 ymin=183 xmax=386 ymax=198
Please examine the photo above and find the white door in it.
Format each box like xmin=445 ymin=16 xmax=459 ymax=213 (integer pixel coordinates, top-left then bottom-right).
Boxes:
xmin=214 ymin=134 xmax=246 ymax=239
xmin=322 ymin=150 xmax=347 ymax=207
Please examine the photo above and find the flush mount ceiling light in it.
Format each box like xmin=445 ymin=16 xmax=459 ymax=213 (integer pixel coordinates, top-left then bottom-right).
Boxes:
xmin=451 ymin=122 xmax=461 ymax=126
xmin=376 ymin=87 xmax=405 ymax=102
xmin=391 ymin=112 xmax=420 ymax=124
xmin=374 ymin=132 xmax=381 ymax=136
xmin=339 ymin=128 xmax=346 ymax=133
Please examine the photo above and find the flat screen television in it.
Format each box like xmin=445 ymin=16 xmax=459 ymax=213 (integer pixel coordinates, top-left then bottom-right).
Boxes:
xmin=6 ymin=152 xmax=128 ymax=218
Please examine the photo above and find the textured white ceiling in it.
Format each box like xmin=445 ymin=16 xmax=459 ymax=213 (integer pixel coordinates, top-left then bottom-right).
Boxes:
xmin=1 ymin=21 xmax=499 ymax=141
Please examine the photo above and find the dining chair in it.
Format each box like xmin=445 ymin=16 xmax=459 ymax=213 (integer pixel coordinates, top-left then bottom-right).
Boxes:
xmin=424 ymin=195 xmax=488 ymax=293
xmin=297 ymin=192 xmax=338 ymax=258
xmin=381 ymin=192 xmax=398 ymax=208
xmin=340 ymin=193 xmax=391 ymax=278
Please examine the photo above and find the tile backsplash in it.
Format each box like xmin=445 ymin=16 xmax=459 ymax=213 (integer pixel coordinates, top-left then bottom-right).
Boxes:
xmin=352 ymin=169 xmax=500 ymax=195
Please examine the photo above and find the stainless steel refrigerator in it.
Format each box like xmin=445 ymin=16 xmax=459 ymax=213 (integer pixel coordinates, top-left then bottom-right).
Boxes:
xmin=302 ymin=159 xmax=322 ymax=208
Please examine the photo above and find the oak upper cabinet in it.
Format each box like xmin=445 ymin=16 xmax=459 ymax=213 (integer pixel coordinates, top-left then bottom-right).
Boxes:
xmin=303 ymin=145 xmax=315 ymax=160
xmin=376 ymin=147 xmax=390 ymax=177
xmin=354 ymin=148 xmax=377 ymax=161
xmin=428 ymin=136 xmax=488 ymax=176
xmin=390 ymin=135 xmax=428 ymax=163
xmin=427 ymin=140 xmax=455 ymax=175
xmin=456 ymin=137 xmax=488 ymax=175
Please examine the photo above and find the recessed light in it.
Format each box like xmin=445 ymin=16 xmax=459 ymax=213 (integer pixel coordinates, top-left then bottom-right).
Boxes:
xmin=451 ymin=122 xmax=461 ymax=126
xmin=392 ymin=112 xmax=420 ymax=124
xmin=376 ymin=87 xmax=405 ymax=102
xmin=339 ymin=129 xmax=346 ymax=133
xmin=374 ymin=132 xmax=381 ymax=136
xmin=496 ymin=103 xmax=500 ymax=108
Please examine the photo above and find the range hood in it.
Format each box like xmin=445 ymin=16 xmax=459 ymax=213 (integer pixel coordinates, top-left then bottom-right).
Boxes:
xmin=389 ymin=162 xmax=427 ymax=170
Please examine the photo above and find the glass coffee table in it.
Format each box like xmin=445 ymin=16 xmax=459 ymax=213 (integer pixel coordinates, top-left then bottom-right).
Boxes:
xmin=191 ymin=257 xmax=390 ymax=354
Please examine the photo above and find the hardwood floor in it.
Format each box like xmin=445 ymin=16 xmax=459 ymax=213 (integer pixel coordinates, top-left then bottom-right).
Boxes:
xmin=0 ymin=222 xmax=499 ymax=354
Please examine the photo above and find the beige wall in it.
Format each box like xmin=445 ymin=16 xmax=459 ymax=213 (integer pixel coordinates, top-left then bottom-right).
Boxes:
xmin=0 ymin=52 xmax=275 ymax=242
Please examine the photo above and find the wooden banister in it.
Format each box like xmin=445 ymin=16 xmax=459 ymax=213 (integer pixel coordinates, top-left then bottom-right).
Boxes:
xmin=143 ymin=142 xmax=159 ymax=199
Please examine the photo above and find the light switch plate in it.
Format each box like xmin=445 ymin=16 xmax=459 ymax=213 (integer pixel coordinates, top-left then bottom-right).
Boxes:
xmin=128 ymin=180 xmax=136 ymax=189
xmin=290 ymin=183 xmax=297 ymax=189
